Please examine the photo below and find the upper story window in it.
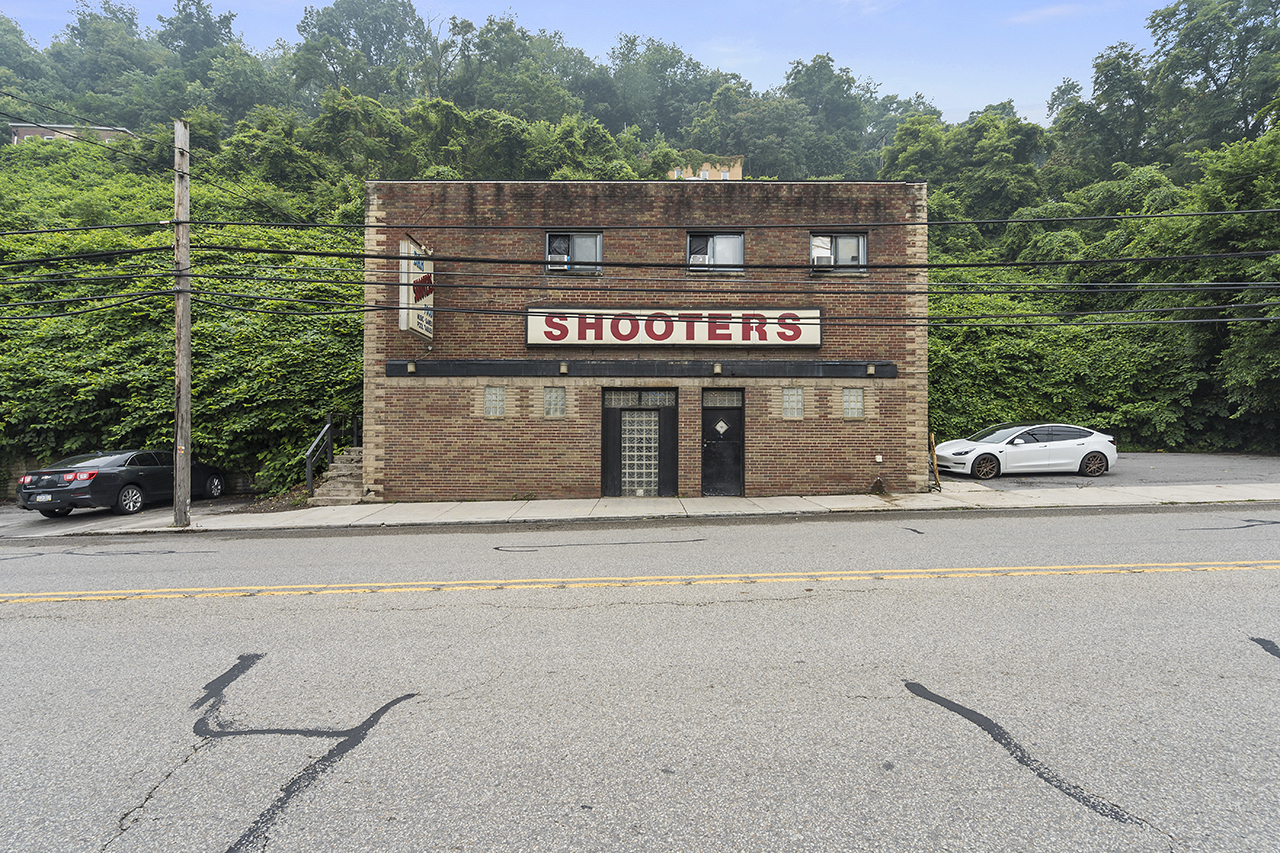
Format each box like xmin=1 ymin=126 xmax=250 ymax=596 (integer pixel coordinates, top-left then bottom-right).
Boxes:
xmin=810 ymin=234 xmax=867 ymax=272
xmin=547 ymin=233 xmax=602 ymax=272
xmin=688 ymin=233 xmax=743 ymax=271
xmin=720 ymin=170 xmax=730 ymax=180
xmin=699 ymin=169 xmax=709 ymax=179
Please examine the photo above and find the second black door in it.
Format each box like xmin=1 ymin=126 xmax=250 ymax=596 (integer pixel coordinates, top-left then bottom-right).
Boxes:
xmin=701 ymin=407 xmax=744 ymax=496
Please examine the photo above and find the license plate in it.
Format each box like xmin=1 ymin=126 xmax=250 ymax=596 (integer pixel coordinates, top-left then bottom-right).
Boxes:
xmin=34 ymin=494 xmax=52 ymax=502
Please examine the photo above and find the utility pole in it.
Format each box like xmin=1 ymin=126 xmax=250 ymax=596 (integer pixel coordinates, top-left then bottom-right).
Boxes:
xmin=174 ymin=119 xmax=192 ymax=527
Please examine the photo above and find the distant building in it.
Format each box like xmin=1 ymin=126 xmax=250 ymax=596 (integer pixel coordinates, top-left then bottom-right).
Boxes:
xmin=9 ymin=123 xmax=134 ymax=145
xmin=670 ymin=157 xmax=744 ymax=181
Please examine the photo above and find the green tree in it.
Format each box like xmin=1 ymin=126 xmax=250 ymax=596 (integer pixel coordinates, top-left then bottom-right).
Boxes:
xmin=1148 ymin=0 xmax=1280 ymax=163
xmin=155 ymin=0 xmax=237 ymax=67
xmin=294 ymin=0 xmax=430 ymax=104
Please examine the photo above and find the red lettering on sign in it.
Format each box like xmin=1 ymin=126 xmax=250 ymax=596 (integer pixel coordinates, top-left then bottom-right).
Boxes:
xmin=645 ymin=312 xmax=674 ymax=341
xmin=777 ymin=312 xmax=802 ymax=342
xmin=544 ymin=314 xmax=568 ymax=341
xmin=610 ymin=312 xmax=640 ymax=341
xmin=707 ymin=314 xmax=732 ymax=341
xmin=578 ymin=313 xmax=604 ymax=341
xmin=678 ymin=313 xmax=702 ymax=341
xmin=742 ymin=313 xmax=768 ymax=341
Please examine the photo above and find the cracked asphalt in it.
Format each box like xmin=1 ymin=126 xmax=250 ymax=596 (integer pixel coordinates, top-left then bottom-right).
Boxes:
xmin=2 ymin=502 xmax=1278 ymax=852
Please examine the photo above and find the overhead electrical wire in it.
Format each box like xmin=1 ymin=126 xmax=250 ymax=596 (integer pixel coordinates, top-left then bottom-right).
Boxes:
xmin=7 ymin=284 xmax=1276 ymax=328
xmin=185 ymin=243 xmax=1280 ymax=272
xmin=182 ymin=270 xmax=1280 ymax=299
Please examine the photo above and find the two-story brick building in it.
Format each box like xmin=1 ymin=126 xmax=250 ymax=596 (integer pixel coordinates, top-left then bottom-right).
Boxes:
xmin=362 ymin=180 xmax=928 ymax=502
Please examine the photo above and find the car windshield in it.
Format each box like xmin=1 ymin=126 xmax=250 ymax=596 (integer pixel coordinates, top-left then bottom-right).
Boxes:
xmin=966 ymin=424 xmax=1035 ymax=444
xmin=50 ymin=452 xmax=129 ymax=468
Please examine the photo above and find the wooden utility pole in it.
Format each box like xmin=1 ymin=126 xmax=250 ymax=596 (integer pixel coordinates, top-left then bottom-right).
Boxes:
xmin=173 ymin=119 xmax=192 ymax=527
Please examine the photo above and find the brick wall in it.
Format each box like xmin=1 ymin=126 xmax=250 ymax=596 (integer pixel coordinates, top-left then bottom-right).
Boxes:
xmin=364 ymin=181 xmax=928 ymax=501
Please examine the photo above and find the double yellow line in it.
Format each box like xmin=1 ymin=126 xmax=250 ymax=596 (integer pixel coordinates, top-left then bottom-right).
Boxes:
xmin=3 ymin=560 xmax=1278 ymax=604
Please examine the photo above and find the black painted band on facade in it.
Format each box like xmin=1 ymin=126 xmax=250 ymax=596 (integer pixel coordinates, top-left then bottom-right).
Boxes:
xmin=386 ymin=360 xmax=897 ymax=378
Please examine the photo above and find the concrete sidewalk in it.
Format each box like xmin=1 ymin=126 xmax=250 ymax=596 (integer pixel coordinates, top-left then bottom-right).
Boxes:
xmin=6 ymin=478 xmax=1280 ymax=538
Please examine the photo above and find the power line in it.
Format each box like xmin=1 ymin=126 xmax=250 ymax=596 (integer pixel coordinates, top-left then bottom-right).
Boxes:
xmin=0 ymin=222 xmax=172 ymax=237
xmin=0 ymin=247 xmax=171 ymax=267
xmin=4 ymin=284 xmax=1276 ymax=329
xmin=187 ymin=242 xmax=1279 ymax=272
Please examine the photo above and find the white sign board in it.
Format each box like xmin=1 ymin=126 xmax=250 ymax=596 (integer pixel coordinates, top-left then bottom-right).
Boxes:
xmin=399 ymin=239 xmax=434 ymax=341
xmin=527 ymin=308 xmax=821 ymax=346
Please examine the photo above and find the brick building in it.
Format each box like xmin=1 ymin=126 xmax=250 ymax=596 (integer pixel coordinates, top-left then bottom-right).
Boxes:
xmin=362 ymin=180 xmax=928 ymax=502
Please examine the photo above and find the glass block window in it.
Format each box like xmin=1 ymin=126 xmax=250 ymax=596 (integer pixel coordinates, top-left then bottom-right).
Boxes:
xmin=703 ymin=389 xmax=743 ymax=407
xmin=604 ymin=389 xmax=676 ymax=408
xmin=843 ymin=387 xmax=865 ymax=418
xmin=544 ymin=386 xmax=566 ymax=418
xmin=484 ymin=386 xmax=505 ymax=417
xmin=621 ymin=410 xmax=660 ymax=496
xmin=782 ymin=387 xmax=804 ymax=419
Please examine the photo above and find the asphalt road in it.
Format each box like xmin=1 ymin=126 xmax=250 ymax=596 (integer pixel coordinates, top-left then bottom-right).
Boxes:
xmin=2 ymin=505 xmax=1278 ymax=852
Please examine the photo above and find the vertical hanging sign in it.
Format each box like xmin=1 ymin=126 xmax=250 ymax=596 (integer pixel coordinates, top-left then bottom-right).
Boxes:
xmin=399 ymin=238 xmax=434 ymax=340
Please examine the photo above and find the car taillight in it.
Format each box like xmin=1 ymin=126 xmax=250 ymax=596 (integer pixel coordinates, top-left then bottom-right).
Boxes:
xmin=63 ymin=473 xmax=75 ymax=481
xmin=75 ymin=470 xmax=98 ymax=481
xmin=19 ymin=474 xmax=32 ymax=484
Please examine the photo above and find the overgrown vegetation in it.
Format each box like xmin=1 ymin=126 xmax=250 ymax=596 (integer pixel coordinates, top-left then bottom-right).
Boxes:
xmin=1 ymin=0 xmax=1278 ymax=490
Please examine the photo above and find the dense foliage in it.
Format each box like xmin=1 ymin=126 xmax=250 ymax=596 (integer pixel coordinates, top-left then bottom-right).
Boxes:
xmin=1 ymin=0 xmax=1278 ymax=489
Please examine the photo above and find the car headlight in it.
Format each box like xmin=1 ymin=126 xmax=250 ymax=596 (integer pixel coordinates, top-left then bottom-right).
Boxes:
xmin=951 ymin=448 xmax=973 ymax=456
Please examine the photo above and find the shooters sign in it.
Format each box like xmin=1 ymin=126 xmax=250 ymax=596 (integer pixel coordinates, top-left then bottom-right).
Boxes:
xmin=527 ymin=308 xmax=821 ymax=346
xmin=398 ymin=239 xmax=434 ymax=341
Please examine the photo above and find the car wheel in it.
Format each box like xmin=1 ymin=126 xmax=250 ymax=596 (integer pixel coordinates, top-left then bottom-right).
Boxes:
xmin=39 ymin=508 xmax=72 ymax=518
xmin=114 ymin=484 xmax=145 ymax=515
xmin=1079 ymin=451 xmax=1108 ymax=477
xmin=972 ymin=454 xmax=1000 ymax=480
xmin=204 ymin=473 xmax=226 ymax=499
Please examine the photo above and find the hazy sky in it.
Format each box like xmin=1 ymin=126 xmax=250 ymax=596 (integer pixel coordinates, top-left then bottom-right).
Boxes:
xmin=3 ymin=0 xmax=1161 ymax=123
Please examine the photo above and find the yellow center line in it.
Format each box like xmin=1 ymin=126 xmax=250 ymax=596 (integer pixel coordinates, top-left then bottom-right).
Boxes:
xmin=2 ymin=560 xmax=1278 ymax=604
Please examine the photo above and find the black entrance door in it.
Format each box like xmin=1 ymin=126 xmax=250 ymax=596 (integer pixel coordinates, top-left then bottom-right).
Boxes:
xmin=701 ymin=407 xmax=744 ymax=496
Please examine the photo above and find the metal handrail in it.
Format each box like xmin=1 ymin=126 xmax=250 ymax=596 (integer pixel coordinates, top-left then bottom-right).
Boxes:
xmin=305 ymin=414 xmax=334 ymax=496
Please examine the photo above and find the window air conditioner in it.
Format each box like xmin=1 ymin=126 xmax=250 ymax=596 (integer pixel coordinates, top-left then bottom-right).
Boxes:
xmin=812 ymin=255 xmax=835 ymax=266
xmin=547 ymin=253 xmax=570 ymax=270
xmin=689 ymin=254 xmax=710 ymax=265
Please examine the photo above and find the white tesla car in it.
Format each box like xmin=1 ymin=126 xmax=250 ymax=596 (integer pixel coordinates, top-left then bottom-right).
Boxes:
xmin=935 ymin=423 xmax=1117 ymax=480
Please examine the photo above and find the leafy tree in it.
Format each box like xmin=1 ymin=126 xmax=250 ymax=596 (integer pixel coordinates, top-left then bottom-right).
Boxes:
xmin=47 ymin=1 xmax=173 ymax=98
xmin=301 ymin=86 xmax=409 ymax=178
xmin=881 ymin=104 xmax=1047 ymax=224
xmin=607 ymin=34 xmax=729 ymax=138
xmin=155 ymin=0 xmax=237 ymax=68
xmin=1148 ymin=0 xmax=1280 ymax=162
xmin=294 ymin=0 xmax=430 ymax=104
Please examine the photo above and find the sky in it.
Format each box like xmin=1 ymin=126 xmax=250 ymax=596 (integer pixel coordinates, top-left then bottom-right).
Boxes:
xmin=2 ymin=0 xmax=1161 ymax=124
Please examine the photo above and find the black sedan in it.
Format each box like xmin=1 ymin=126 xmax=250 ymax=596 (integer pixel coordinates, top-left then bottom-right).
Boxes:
xmin=16 ymin=450 xmax=226 ymax=518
